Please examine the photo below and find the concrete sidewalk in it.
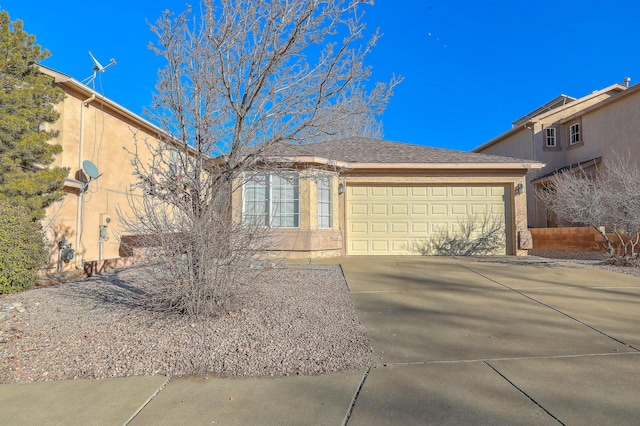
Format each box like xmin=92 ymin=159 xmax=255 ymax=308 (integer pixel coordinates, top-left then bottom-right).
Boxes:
xmin=1 ymin=256 xmax=640 ymax=425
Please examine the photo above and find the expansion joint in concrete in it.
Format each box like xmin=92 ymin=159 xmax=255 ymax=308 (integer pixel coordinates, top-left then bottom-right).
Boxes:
xmin=342 ymin=366 xmax=371 ymax=426
xmin=484 ymin=361 xmax=566 ymax=425
xmin=459 ymin=264 xmax=637 ymax=351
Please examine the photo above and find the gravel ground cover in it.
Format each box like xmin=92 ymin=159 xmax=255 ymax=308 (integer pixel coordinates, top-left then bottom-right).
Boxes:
xmin=0 ymin=265 xmax=371 ymax=384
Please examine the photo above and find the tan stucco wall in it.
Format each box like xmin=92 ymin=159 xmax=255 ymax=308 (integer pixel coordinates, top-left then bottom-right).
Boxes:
xmin=44 ymin=84 xmax=162 ymax=271
xmin=569 ymin=91 xmax=640 ymax=165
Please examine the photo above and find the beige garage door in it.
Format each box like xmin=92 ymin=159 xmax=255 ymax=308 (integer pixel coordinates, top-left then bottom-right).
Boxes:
xmin=346 ymin=185 xmax=510 ymax=255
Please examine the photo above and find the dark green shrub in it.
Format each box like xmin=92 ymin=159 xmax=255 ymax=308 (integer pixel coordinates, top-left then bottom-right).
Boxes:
xmin=0 ymin=202 xmax=47 ymax=293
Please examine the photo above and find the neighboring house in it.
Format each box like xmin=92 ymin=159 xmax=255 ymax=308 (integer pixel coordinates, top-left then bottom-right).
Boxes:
xmin=233 ymin=138 xmax=542 ymax=257
xmin=40 ymin=65 xmax=170 ymax=271
xmin=473 ymin=78 xmax=640 ymax=228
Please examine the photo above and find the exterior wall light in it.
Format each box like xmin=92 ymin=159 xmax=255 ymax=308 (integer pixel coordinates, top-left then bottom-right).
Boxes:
xmin=515 ymin=183 xmax=524 ymax=195
xmin=338 ymin=182 xmax=345 ymax=194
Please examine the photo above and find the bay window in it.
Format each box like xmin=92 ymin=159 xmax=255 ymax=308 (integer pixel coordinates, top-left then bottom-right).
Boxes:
xmin=243 ymin=172 xmax=299 ymax=227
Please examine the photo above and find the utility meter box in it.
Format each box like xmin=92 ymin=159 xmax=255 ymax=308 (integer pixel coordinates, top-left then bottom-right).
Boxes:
xmin=100 ymin=213 xmax=111 ymax=227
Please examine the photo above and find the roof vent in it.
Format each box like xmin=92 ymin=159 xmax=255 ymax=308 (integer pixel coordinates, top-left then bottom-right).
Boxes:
xmin=624 ymin=77 xmax=631 ymax=87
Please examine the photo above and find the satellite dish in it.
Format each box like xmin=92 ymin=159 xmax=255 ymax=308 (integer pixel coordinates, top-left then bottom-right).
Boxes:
xmin=81 ymin=52 xmax=117 ymax=86
xmin=89 ymin=51 xmax=105 ymax=72
xmin=83 ymin=160 xmax=100 ymax=180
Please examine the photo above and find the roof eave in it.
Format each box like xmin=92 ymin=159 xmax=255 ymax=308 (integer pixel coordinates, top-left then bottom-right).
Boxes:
xmin=345 ymin=162 xmax=544 ymax=171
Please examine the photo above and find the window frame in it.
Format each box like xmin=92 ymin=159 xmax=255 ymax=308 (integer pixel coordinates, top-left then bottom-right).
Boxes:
xmin=242 ymin=172 xmax=300 ymax=228
xmin=317 ymin=176 xmax=333 ymax=229
xmin=545 ymin=127 xmax=556 ymax=147
xmin=569 ymin=122 xmax=581 ymax=145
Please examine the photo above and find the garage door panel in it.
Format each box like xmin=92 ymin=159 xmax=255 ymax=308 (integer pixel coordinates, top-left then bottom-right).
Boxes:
xmin=470 ymin=187 xmax=487 ymax=197
xmin=370 ymin=204 xmax=388 ymax=215
xmin=351 ymin=187 xmax=368 ymax=197
xmin=390 ymin=240 xmax=409 ymax=253
xmin=350 ymin=203 xmax=367 ymax=215
xmin=429 ymin=187 xmax=447 ymax=197
xmin=411 ymin=204 xmax=427 ymax=215
xmin=470 ymin=204 xmax=487 ymax=214
xmin=370 ymin=240 xmax=389 ymax=252
xmin=350 ymin=222 xmax=368 ymax=233
xmin=411 ymin=223 xmax=428 ymax=233
xmin=370 ymin=222 xmax=388 ymax=233
xmin=391 ymin=187 xmax=407 ymax=197
xmin=431 ymin=204 xmax=448 ymax=215
xmin=370 ymin=187 xmax=388 ymax=197
xmin=390 ymin=222 xmax=408 ymax=234
xmin=451 ymin=204 xmax=468 ymax=215
xmin=391 ymin=204 xmax=408 ymax=215
xmin=349 ymin=240 xmax=368 ymax=254
xmin=450 ymin=187 xmax=467 ymax=197
xmin=346 ymin=185 xmax=509 ymax=255
xmin=411 ymin=187 xmax=427 ymax=197
xmin=491 ymin=187 xmax=506 ymax=196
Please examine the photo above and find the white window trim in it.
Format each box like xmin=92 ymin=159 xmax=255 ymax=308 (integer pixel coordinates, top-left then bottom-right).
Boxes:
xmin=569 ymin=123 xmax=581 ymax=145
xmin=242 ymin=172 xmax=300 ymax=228
xmin=545 ymin=127 xmax=556 ymax=147
xmin=317 ymin=176 xmax=332 ymax=229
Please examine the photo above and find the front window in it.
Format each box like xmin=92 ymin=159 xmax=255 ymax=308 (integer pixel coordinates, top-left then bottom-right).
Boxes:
xmin=243 ymin=172 xmax=299 ymax=228
xmin=569 ymin=123 xmax=580 ymax=145
xmin=545 ymin=128 xmax=556 ymax=147
xmin=317 ymin=176 xmax=332 ymax=229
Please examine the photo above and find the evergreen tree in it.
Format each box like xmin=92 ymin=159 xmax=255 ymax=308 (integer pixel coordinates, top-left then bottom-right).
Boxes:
xmin=0 ymin=10 xmax=67 ymax=221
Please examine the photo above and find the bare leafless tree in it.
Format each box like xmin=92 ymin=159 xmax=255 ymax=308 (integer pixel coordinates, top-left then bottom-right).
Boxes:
xmin=536 ymin=153 xmax=640 ymax=259
xmin=120 ymin=0 xmax=400 ymax=315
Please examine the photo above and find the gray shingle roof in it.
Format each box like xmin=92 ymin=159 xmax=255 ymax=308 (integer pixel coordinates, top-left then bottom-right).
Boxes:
xmin=276 ymin=137 xmax=532 ymax=164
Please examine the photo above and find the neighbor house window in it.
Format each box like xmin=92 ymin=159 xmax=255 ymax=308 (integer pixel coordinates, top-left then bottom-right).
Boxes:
xmin=317 ymin=176 xmax=332 ymax=229
xmin=569 ymin=123 xmax=581 ymax=145
xmin=545 ymin=128 xmax=556 ymax=147
xmin=243 ymin=172 xmax=299 ymax=228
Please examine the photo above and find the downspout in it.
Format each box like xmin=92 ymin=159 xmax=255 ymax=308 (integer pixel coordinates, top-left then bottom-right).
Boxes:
xmin=75 ymin=94 xmax=96 ymax=269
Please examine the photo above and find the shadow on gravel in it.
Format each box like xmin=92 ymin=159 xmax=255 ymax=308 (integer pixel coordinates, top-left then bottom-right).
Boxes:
xmin=59 ymin=268 xmax=152 ymax=313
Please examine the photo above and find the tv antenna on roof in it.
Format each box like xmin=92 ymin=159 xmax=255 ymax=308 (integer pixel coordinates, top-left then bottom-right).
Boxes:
xmin=81 ymin=51 xmax=116 ymax=86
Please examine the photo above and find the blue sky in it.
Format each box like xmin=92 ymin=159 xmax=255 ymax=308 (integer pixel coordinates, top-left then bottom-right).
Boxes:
xmin=4 ymin=0 xmax=640 ymax=151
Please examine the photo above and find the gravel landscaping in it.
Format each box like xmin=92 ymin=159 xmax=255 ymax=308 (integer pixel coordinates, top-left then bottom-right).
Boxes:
xmin=0 ymin=264 xmax=372 ymax=384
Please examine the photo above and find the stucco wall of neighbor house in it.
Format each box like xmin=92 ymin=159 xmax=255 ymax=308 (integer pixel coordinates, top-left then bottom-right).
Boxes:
xmin=44 ymin=84 xmax=162 ymax=271
xmin=568 ymin=89 xmax=640 ymax=165
xmin=479 ymin=128 xmax=533 ymax=161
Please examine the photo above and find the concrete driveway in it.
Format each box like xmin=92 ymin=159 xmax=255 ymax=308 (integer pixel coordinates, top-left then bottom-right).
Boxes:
xmin=337 ymin=256 xmax=640 ymax=425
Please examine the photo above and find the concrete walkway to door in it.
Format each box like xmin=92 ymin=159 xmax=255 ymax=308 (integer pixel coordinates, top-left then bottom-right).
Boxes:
xmin=328 ymin=256 xmax=640 ymax=425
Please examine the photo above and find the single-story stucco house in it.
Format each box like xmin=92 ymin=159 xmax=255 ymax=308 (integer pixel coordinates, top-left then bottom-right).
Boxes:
xmin=231 ymin=138 xmax=543 ymax=258
xmin=40 ymin=64 xmax=542 ymax=268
